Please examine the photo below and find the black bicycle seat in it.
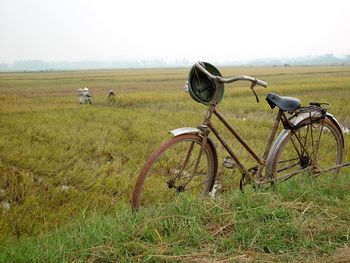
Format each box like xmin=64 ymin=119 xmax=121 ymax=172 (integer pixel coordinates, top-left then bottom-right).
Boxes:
xmin=265 ymin=92 xmax=301 ymax=111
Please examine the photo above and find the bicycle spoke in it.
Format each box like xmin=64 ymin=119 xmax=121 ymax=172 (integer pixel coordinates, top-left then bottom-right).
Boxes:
xmin=277 ymin=161 xmax=300 ymax=173
xmin=278 ymin=157 xmax=300 ymax=164
xmin=268 ymin=117 xmax=342 ymax=184
xmin=132 ymin=134 xmax=216 ymax=209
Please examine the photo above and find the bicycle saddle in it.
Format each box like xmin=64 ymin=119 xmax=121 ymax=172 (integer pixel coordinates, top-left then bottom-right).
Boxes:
xmin=266 ymin=92 xmax=301 ymax=111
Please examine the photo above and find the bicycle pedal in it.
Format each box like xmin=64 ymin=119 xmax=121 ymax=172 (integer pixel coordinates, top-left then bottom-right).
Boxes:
xmin=222 ymin=156 xmax=236 ymax=169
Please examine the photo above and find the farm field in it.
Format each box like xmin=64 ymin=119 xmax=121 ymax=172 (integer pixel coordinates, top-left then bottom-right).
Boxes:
xmin=0 ymin=66 xmax=350 ymax=262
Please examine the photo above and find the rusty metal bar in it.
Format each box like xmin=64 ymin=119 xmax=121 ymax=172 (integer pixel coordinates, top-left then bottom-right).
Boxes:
xmin=313 ymin=161 xmax=350 ymax=176
xmin=214 ymin=109 xmax=263 ymax=165
xmin=263 ymin=161 xmax=350 ymax=185
xmin=256 ymin=110 xmax=282 ymax=178
xmin=208 ymin=122 xmax=253 ymax=182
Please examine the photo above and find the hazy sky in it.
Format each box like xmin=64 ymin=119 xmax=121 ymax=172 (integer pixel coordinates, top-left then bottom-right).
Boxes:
xmin=0 ymin=0 xmax=349 ymax=63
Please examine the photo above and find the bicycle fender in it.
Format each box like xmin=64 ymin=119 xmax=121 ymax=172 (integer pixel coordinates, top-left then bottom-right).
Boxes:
xmin=290 ymin=112 xmax=344 ymax=146
xmin=169 ymin=127 xmax=219 ymax=191
xmin=170 ymin=127 xmax=218 ymax=151
xmin=265 ymin=113 xmax=344 ymax=178
xmin=325 ymin=113 xmax=344 ymax=146
xmin=169 ymin=127 xmax=203 ymax=137
xmin=169 ymin=126 xmax=218 ymax=157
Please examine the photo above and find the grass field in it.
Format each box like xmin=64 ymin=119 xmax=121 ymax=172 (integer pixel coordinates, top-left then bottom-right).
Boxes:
xmin=0 ymin=66 xmax=350 ymax=262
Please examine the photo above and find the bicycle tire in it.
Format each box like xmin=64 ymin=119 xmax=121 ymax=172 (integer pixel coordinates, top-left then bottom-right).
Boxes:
xmin=266 ymin=117 xmax=343 ymax=183
xmin=132 ymin=134 xmax=218 ymax=210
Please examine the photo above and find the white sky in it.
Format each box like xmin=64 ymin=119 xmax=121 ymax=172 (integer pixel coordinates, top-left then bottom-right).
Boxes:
xmin=0 ymin=0 xmax=349 ymax=63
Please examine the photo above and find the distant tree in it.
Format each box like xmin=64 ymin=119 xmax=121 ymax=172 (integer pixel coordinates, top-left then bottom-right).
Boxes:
xmin=0 ymin=63 xmax=9 ymax=71
xmin=13 ymin=60 xmax=49 ymax=71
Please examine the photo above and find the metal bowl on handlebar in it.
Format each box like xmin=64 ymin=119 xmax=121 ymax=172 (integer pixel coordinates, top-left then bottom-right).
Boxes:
xmin=188 ymin=62 xmax=225 ymax=105
xmin=188 ymin=61 xmax=268 ymax=105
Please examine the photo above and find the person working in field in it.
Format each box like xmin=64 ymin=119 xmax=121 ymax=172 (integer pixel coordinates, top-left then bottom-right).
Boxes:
xmin=77 ymin=88 xmax=84 ymax=104
xmin=107 ymin=89 xmax=116 ymax=105
xmin=82 ymin=87 xmax=92 ymax=104
xmin=108 ymin=89 xmax=115 ymax=97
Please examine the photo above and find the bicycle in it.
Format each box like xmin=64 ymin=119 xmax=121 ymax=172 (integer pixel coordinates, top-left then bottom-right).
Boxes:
xmin=131 ymin=62 xmax=349 ymax=210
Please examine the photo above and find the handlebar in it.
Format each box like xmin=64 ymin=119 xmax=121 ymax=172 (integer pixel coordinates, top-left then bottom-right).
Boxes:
xmin=195 ymin=62 xmax=268 ymax=88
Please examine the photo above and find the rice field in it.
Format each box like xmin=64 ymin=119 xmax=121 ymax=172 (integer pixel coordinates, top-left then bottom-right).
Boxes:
xmin=0 ymin=65 xmax=350 ymax=261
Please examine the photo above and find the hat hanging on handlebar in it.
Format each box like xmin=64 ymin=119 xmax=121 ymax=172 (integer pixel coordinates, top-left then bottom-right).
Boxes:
xmin=188 ymin=62 xmax=224 ymax=105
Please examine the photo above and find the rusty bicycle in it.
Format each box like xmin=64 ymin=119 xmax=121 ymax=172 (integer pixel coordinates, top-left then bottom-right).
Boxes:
xmin=131 ymin=62 xmax=349 ymax=210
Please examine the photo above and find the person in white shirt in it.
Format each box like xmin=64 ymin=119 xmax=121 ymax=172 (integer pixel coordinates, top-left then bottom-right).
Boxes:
xmin=82 ymin=87 xmax=92 ymax=104
xmin=77 ymin=88 xmax=84 ymax=104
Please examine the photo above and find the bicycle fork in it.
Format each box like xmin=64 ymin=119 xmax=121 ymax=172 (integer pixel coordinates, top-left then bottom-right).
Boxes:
xmin=171 ymin=102 xmax=217 ymax=192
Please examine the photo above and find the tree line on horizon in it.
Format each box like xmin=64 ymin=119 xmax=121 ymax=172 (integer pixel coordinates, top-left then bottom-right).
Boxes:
xmin=0 ymin=54 xmax=349 ymax=72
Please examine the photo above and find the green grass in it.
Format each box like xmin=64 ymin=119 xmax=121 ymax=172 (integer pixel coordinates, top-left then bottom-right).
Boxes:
xmin=1 ymin=173 xmax=349 ymax=262
xmin=0 ymin=66 xmax=350 ymax=261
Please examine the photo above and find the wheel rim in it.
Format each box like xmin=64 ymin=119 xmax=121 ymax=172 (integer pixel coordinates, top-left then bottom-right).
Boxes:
xmin=271 ymin=119 xmax=342 ymax=182
xmin=134 ymin=136 xmax=215 ymax=208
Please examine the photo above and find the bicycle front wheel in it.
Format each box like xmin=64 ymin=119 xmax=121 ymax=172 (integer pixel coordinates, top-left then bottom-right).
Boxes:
xmin=132 ymin=134 xmax=218 ymax=210
xmin=266 ymin=117 xmax=343 ymax=183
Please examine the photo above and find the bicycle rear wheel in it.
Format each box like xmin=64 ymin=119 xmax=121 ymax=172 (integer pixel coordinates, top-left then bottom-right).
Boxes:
xmin=132 ymin=134 xmax=218 ymax=210
xmin=266 ymin=117 xmax=343 ymax=183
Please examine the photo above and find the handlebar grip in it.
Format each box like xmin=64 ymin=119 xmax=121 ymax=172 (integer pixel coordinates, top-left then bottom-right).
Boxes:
xmin=195 ymin=61 xmax=268 ymax=87
xmin=255 ymin=79 xmax=268 ymax=88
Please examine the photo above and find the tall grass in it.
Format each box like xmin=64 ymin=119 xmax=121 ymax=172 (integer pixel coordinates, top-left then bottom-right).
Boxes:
xmin=0 ymin=66 xmax=350 ymax=261
xmin=1 ymin=172 xmax=349 ymax=262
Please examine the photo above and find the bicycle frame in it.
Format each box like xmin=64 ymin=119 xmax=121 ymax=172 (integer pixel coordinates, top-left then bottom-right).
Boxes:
xmin=188 ymin=77 xmax=349 ymax=189
xmin=192 ymin=76 xmax=277 ymax=184
xmin=197 ymin=99 xmax=282 ymax=187
xmin=132 ymin=62 xmax=350 ymax=211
